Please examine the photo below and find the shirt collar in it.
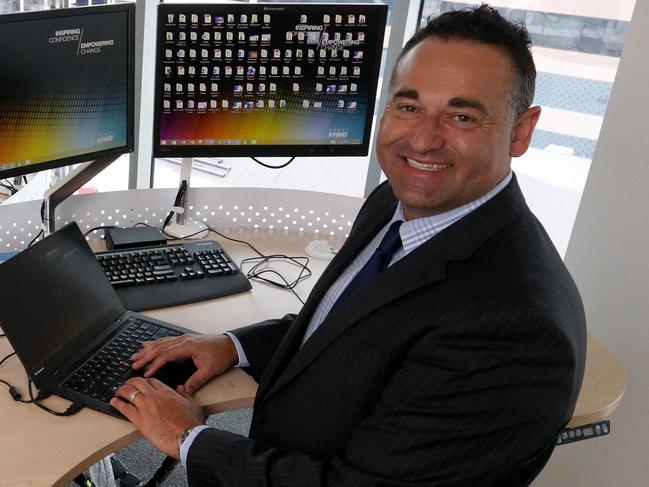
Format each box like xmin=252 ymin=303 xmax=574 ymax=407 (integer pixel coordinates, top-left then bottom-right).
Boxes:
xmin=390 ymin=170 xmax=513 ymax=255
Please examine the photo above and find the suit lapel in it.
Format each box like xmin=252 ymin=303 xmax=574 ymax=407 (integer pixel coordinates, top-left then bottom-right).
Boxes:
xmin=256 ymin=175 xmax=529 ymax=406
xmin=253 ymin=184 xmax=397 ymax=404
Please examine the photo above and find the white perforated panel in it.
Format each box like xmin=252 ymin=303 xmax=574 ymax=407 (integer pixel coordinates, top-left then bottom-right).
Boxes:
xmin=0 ymin=188 xmax=364 ymax=252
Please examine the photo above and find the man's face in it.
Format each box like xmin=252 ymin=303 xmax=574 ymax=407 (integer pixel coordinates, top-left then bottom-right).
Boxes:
xmin=377 ymin=37 xmax=540 ymax=220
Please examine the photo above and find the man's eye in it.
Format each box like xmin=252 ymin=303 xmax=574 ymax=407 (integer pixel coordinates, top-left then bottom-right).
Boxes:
xmin=397 ymin=104 xmax=418 ymax=113
xmin=453 ymin=114 xmax=475 ymax=123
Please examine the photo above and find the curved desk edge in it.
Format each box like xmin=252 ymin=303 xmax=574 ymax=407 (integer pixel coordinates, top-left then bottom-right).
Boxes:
xmin=567 ymin=333 xmax=626 ymax=428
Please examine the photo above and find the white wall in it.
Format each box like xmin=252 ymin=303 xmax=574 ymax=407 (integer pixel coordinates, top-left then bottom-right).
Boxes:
xmin=534 ymin=0 xmax=649 ymax=484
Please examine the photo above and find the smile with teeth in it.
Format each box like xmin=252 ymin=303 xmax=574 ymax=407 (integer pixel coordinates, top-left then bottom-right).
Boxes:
xmin=406 ymin=158 xmax=449 ymax=172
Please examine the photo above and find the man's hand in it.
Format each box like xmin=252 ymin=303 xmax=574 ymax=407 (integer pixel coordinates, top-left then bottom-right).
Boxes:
xmin=131 ymin=334 xmax=239 ymax=394
xmin=111 ymin=377 xmax=204 ymax=459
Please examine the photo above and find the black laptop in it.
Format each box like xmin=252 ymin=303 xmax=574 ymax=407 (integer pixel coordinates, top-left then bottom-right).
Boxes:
xmin=0 ymin=222 xmax=197 ymax=418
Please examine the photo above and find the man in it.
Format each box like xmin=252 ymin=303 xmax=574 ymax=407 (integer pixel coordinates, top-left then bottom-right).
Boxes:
xmin=112 ymin=6 xmax=586 ymax=486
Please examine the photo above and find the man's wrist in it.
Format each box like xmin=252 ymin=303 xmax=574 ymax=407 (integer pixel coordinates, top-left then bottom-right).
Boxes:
xmin=178 ymin=426 xmax=197 ymax=452
xmin=222 ymin=333 xmax=245 ymax=367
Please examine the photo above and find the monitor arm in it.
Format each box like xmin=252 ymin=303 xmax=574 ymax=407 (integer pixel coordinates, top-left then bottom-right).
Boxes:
xmin=164 ymin=157 xmax=209 ymax=239
xmin=42 ymin=154 xmax=120 ymax=235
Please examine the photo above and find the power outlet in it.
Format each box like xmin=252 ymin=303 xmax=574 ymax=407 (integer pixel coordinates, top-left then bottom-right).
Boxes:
xmin=305 ymin=239 xmax=338 ymax=260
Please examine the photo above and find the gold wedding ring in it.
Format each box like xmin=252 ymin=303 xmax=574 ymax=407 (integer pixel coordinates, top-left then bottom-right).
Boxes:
xmin=128 ymin=389 xmax=141 ymax=404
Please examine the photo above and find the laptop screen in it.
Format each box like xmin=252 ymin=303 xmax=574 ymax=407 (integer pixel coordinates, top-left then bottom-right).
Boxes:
xmin=0 ymin=223 xmax=124 ymax=379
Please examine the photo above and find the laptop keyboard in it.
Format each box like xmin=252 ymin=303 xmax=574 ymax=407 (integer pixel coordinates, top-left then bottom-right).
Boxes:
xmin=63 ymin=319 xmax=182 ymax=403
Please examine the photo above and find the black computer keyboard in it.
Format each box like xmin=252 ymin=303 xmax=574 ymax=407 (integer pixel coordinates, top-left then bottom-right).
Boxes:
xmin=96 ymin=240 xmax=251 ymax=311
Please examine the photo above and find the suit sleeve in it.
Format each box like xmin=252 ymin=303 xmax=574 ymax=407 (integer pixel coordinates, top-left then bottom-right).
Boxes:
xmin=228 ymin=314 xmax=297 ymax=383
xmin=188 ymin=306 xmax=582 ymax=486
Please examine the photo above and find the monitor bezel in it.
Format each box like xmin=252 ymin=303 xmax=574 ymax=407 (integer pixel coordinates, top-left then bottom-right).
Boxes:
xmin=152 ymin=2 xmax=387 ymax=159
xmin=0 ymin=3 xmax=136 ymax=180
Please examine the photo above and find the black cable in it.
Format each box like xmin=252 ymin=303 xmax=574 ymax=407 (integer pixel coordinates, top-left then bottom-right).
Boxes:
xmin=0 ymin=351 xmax=16 ymax=367
xmin=28 ymin=379 xmax=85 ymax=416
xmin=163 ymin=180 xmax=188 ymax=230
xmin=0 ymin=352 xmax=31 ymax=403
xmin=0 ymin=181 xmax=18 ymax=195
xmin=83 ymin=225 xmax=117 ymax=238
xmin=240 ymin=254 xmax=311 ymax=305
xmin=251 ymin=157 xmax=295 ymax=169
xmin=0 ymin=351 xmax=84 ymax=414
xmin=27 ymin=229 xmax=44 ymax=247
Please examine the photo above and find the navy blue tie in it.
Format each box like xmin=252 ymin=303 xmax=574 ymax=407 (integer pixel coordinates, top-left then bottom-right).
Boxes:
xmin=333 ymin=220 xmax=403 ymax=309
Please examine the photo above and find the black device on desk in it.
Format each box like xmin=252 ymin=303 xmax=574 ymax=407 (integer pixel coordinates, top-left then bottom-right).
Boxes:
xmin=96 ymin=238 xmax=252 ymax=311
xmin=0 ymin=222 xmax=198 ymax=419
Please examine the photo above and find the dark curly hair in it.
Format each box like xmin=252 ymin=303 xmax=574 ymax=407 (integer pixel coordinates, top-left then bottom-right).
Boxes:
xmin=391 ymin=4 xmax=536 ymax=117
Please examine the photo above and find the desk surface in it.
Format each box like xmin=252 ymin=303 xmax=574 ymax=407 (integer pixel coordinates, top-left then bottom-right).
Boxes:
xmin=0 ymin=228 xmax=625 ymax=487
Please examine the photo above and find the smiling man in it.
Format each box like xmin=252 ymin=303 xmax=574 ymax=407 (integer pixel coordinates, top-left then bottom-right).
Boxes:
xmin=112 ymin=6 xmax=586 ymax=486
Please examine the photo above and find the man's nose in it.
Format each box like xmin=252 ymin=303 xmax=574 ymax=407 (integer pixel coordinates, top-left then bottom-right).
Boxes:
xmin=408 ymin=114 xmax=445 ymax=153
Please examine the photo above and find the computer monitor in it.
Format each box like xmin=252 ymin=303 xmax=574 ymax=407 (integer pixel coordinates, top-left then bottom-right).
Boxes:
xmin=0 ymin=4 xmax=135 ymax=181
xmin=153 ymin=2 xmax=388 ymax=158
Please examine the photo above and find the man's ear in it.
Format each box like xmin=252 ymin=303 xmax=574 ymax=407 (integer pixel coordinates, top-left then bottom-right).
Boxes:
xmin=510 ymin=106 xmax=541 ymax=157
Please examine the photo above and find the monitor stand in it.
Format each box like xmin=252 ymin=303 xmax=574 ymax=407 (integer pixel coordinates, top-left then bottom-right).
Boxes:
xmin=42 ymin=154 xmax=120 ymax=235
xmin=164 ymin=157 xmax=209 ymax=239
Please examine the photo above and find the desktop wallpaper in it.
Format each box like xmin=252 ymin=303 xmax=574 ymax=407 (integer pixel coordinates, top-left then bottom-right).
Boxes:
xmin=0 ymin=10 xmax=129 ymax=173
xmin=155 ymin=3 xmax=386 ymax=155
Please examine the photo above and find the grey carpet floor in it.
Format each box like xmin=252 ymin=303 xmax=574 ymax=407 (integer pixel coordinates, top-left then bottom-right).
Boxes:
xmin=66 ymin=408 xmax=252 ymax=487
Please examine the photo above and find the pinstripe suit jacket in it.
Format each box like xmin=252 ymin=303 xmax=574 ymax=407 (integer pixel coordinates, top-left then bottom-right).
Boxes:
xmin=187 ymin=175 xmax=586 ymax=486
